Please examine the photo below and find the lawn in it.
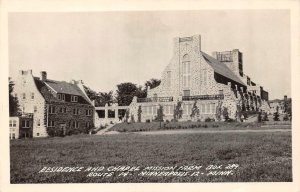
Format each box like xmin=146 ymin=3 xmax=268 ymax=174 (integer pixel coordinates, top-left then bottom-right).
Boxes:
xmin=10 ymin=130 xmax=292 ymax=183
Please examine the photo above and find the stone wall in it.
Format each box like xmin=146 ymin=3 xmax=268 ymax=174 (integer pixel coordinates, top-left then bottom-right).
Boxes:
xmin=46 ymin=102 xmax=94 ymax=134
xmin=13 ymin=70 xmax=47 ymax=137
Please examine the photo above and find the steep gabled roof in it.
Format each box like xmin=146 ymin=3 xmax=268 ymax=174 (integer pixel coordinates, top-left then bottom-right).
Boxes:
xmin=44 ymin=79 xmax=84 ymax=96
xmin=201 ymin=51 xmax=246 ymax=86
xmin=33 ymin=77 xmax=91 ymax=104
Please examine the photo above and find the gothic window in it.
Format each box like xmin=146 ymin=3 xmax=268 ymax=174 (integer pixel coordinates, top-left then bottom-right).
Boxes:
xmin=182 ymin=54 xmax=191 ymax=88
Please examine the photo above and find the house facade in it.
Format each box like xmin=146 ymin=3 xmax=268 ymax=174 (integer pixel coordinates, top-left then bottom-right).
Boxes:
xmin=126 ymin=35 xmax=270 ymax=122
xmin=9 ymin=114 xmax=34 ymax=139
xmin=11 ymin=70 xmax=94 ymax=137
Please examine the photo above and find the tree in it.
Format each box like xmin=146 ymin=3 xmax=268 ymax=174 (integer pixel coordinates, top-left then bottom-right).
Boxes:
xmin=262 ymin=112 xmax=269 ymax=121
xmin=99 ymin=91 xmax=114 ymax=106
xmin=145 ymin=79 xmax=161 ymax=89
xmin=273 ymin=112 xmax=280 ymax=121
xmin=135 ymin=86 xmax=147 ymax=99
xmin=138 ymin=105 xmax=142 ymax=122
xmin=156 ymin=105 xmax=164 ymax=128
xmin=257 ymin=111 xmax=262 ymax=122
xmin=222 ymin=107 xmax=229 ymax=121
xmin=215 ymin=101 xmax=223 ymax=121
xmin=83 ymin=85 xmax=114 ymax=106
xmin=116 ymin=82 xmax=139 ymax=106
xmin=190 ymin=101 xmax=199 ymax=120
xmin=9 ymin=80 xmax=20 ymax=116
xmin=173 ymin=101 xmax=183 ymax=120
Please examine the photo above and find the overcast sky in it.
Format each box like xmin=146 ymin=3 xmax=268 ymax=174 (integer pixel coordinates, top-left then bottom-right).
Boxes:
xmin=8 ymin=10 xmax=290 ymax=100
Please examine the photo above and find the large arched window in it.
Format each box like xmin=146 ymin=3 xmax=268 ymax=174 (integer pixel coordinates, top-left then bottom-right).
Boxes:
xmin=182 ymin=54 xmax=191 ymax=88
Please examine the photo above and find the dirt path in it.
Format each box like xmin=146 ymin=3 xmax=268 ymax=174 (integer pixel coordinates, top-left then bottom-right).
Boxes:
xmin=136 ymin=128 xmax=291 ymax=135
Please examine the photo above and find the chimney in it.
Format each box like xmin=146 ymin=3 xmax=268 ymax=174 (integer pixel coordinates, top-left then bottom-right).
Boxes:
xmin=40 ymin=71 xmax=47 ymax=81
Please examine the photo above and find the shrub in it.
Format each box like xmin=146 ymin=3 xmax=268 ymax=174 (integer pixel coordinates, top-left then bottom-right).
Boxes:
xmin=190 ymin=101 xmax=199 ymax=119
xmin=257 ymin=111 xmax=262 ymax=123
xmin=215 ymin=101 xmax=223 ymax=121
xmin=222 ymin=107 xmax=229 ymax=121
xmin=262 ymin=112 xmax=269 ymax=121
xmin=174 ymin=101 xmax=183 ymax=120
xmin=131 ymin=114 xmax=135 ymax=123
xmin=283 ymin=114 xmax=289 ymax=121
xmin=273 ymin=112 xmax=280 ymax=121
xmin=205 ymin=117 xmax=212 ymax=122
xmin=225 ymin=118 xmax=235 ymax=122
xmin=165 ymin=119 xmax=170 ymax=123
xmin=146 ymin=119 xmax=151 ymax=123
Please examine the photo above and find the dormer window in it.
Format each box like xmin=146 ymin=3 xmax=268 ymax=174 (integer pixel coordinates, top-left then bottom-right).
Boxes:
xmin=58 ymin=94 xmax=65 ymax=101
xmin=71 ymin=95 xmax=78 ymax=102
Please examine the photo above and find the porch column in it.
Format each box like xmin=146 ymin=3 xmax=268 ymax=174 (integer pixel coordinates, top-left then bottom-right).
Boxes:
xmin=105 ymin=103 xmax=108 ymax=119
xmin=115 ymin=104 xmax=119 ymax=121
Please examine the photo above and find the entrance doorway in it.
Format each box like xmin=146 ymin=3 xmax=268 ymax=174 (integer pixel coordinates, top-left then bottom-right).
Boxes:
xmin=60 ymin=124 xmax=67 ymax=135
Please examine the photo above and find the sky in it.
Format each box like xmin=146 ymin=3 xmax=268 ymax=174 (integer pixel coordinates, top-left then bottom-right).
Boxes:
xmin=8 ymin=10 xmax=290 ymax=100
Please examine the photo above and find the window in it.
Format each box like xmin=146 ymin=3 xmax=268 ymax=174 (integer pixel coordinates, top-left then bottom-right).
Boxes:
xmin=73 ymin=108 xmax=80 ymax=115
xmin=48 ymin=121 xmax=55 ymax=127
xmin=13 ymin=120 xmax=17 ymax=127
xmin=153 ymin=106 xmax=157 ymax=115
xmin=49 ymin=106 xmax=56 ymax=114
xmin=183 ymin=104 xmax=192 ymax=115
xmin=71 ymin=95 xmax=78 ymax=102
xmin=86 ymin=109 xmax=92 ymax=116
xmin=58 ymin=94 xmax=65 ymax=101
xmin=206 ymin=103 xmax=210 ymax=114
xmin=86 ymin=122 xmax=90 ymax=128
xmin=22 ymin=93 xmax=26 ymax=99
xmin=37 ymin=133 xmax=40 ymax=136
xmin=201 ymin=104 xmax=205 ymax=114
xmin=31 ymin=93 xmax=34 ymax=99
xmin=210 ymin=103 xmax=216 ymax=114
xmin=22 ymin=120 xmax=30 ymax=128
xmin=34 ymin=106 xmax=37 ymax=113
xmin=164 ymin=105 xmax=169 ymax=115
xmin=219 ymin=90 xmax=223 ymax=95
xmin=182 ymin=54 xmax=191 ymax=88
xmin=60 ymin=107 xmax=67 ymax=113
xmin=9 ymin=120 xmax=12 ymax=127
xmin=12 ymin=133 xmax=15 ymax=139
xmin=73 ymin=121 xmax=79 ymax=128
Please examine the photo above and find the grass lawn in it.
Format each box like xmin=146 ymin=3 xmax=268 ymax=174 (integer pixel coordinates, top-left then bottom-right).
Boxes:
xmin=10 ymin=130 xmax=292 ymax=183
xmin=111 ymin=121 xmax=291 ymax=133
